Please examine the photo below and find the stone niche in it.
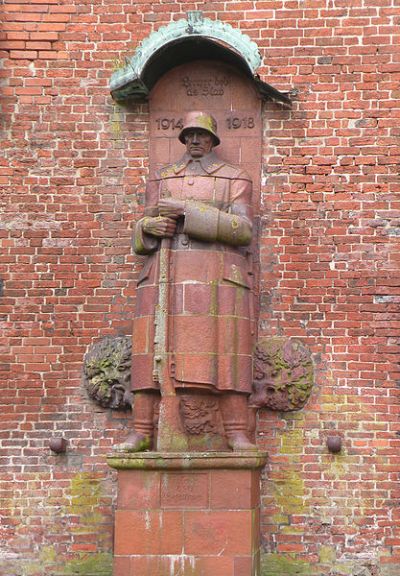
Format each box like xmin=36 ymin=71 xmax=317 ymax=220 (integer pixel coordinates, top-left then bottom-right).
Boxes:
xmin=149 ymin=59 xmax=262 ymax=202
xmin=106 ymin=11 xmax=292 ymax=576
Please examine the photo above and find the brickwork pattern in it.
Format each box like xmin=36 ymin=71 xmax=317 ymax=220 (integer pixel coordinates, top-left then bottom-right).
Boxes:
xmin=1 ymin=0 xmax=400 ymax=574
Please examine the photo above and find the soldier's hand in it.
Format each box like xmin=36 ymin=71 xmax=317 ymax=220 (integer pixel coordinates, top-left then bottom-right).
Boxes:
xmin=158 ymin=198 xmax=185 ymax=219
xmin=142 ymin=216 xmax=177 ymax=238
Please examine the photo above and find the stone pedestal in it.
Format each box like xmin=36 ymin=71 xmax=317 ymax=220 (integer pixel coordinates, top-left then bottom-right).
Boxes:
xmin=107 ymin=451 xmax=267 ymax=576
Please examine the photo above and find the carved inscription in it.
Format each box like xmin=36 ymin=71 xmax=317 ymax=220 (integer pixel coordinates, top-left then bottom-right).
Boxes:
xmin=156 ymin=118 xmax=183 ymax=130
xmin=182 ymin=75 xmax=229 ymax=96
xmin=155 ymin=116 xmax=255 ymax=131
xmin=226 ymin=116 xmax=255 ymax=129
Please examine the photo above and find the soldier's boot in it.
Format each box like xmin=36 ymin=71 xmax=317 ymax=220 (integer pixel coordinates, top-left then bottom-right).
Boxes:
xmin=114 ymin=392 xmax=156 ymax=452
xmin=220 ymin=392 xmax=258 ymax=451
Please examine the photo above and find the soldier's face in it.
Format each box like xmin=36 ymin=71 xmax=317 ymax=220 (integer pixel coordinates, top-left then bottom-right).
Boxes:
xmin=184 ymin=129 xmax=215 ymax=158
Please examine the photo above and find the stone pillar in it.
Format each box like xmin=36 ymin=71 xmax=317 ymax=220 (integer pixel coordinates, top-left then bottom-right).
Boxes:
xmin=108 ymin=451 xmax=267 ymax=576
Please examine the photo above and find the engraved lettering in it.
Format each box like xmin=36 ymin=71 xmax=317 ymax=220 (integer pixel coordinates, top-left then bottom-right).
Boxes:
xmin=182 ymin=75 xmax=229 ymax=97
xmin=156 ymin=118 xmax=184 ymax=130
xmin=226 ymin=116 xmax=255 ymax=130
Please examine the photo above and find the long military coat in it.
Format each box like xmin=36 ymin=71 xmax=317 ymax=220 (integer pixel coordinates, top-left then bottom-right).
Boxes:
xmin=131 ymin=151 xmax=254 ymax=394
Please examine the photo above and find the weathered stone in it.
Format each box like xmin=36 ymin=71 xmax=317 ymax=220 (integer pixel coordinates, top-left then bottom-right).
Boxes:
xmin=120 ymin=110 xmax=257 ymax=453
xmin=110 ymin=452 xmax=267 ymax=576
xmin=250 ymin=337 xmax=314 ymax=411
xmin=83 ymin=335 xmax=132 ymax=410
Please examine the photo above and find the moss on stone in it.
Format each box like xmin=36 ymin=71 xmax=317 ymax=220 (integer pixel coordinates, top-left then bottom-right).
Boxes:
xmin=260 ymin=553 xmax=311 ymax=575
xmin=83 ymin=335 xmax=132 ymax=410
xmin=209 ymin=281 xmax=218 ymax=316
xmin=2 ymin=550 xmax=112 ymax=576
xmin=320 ymin=392 xmax=346 ymax=412
xmin=318 ymin=545 xmax=336 ymax=564
xmin=107 ymin=456 xmax=147 ymax=469
xmin=272 ymin=469 xmax=307 ymax=515
xmin=271 ymin=512 xmax=290 ymax=525
xmin=66 ymin=473 xmax=107 ymax=539
xmin=281 ymin=525 xmax=304 ymax=535
xmin=111 ymin=103 xmax=123 ymax=139
xmin=280 ymin=428 xmax=304 ymax=456
xmin=328 ymin=561 xmax=359 ymax=575
xmin=62 ymin=552 xmax=112 ymax=575
xmin=381 ymin=566 xmax=400 ymax=576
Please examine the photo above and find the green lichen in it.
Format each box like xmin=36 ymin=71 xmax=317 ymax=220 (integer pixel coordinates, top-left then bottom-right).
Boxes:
xmin=281 ymin=525 xmax=303 ymax=535
xmin=272 ymin=469 xmax=307 ymax=516
xmin=67 ymin=473 xmax=105 ymax=536
xmin=328 ymin=561 xmax=361 ymax=575
xmin=320 ymin=392 xmax=346 ymax=412
xmin=111 ymin=56 xmax=127 ymax=72
xmin=381 ymin=566 xmax=400 ymax=576
xmin=62 ymin=552 xmax=112 ymax=575
xmin=83 ymin=335 xmax=132 ymax=410
xmin=111 ymin=103 xmax=123 ymax=139
xmin=280 ymin=428 xmax=304 ymax=456
xmin=261 ymin=553 xmax=311 ymax=576
xmin=6 ymin=546 xmax=58 ymax=576
xmin=269 ymin=420 xmax=309 ymax=523
xmin=107 ymin=456 xmax=147 ymax=469
xmin=319 ymin=545 xmax=336 ymax=564
xmin=209 ymin=281 xmax=218 ymax=316
xmin=39 ymin=546 xmax=58 ymax=565
xmin=2 ymin=551 xmax=113 ymax=576
xmin=271 ymin=512 xmax=290 ymax=525
xmin=156 ymin=401 xmax=189 ymax=452
xmin=0 ymin=472 xmax=112 ymax=576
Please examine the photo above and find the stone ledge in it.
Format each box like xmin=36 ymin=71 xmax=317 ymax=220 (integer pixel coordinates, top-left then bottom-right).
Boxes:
xmin=107 ymin=450 xmax=268 ymax=471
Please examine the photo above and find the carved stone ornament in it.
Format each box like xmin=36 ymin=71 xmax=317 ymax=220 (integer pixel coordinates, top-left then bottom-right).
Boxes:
xmin=83 ymin=335 xmax=132 ymax=410
xmin=249 ymin=337 xmax=314 ymax=411
xmin=84 ymin=335 xmax=314 ymax=414
xmin=179 ymin=395 xmax=221 ymax=435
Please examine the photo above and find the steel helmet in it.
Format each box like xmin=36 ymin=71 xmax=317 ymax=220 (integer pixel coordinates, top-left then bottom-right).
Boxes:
xmin=178 ymin=111 xmax=220 ymax=146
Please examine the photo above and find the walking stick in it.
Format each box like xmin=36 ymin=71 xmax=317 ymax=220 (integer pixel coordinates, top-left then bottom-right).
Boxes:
xmin=153 ymin=236 xmax=188 ymax=452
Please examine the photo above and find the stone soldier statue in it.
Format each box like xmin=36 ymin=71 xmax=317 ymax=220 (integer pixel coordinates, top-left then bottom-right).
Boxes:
xmin=118 ymin=111 xmax=256 ymax=452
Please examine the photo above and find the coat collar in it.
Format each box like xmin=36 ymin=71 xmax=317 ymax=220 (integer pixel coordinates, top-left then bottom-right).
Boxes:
xmin=172 ymin=151 xmax=225 ymax=175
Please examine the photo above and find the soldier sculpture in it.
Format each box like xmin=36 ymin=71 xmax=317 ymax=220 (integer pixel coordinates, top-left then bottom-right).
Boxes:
xmin=117 ymin=111 xmax=257 ymax=452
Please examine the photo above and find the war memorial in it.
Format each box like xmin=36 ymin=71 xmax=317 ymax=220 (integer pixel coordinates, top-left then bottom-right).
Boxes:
xmin=1 ymin=3 xmax=400 ymax=575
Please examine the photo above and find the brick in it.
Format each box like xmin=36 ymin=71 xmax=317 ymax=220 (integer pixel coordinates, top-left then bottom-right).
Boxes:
xmin=38 ymin=50 xmax=69 ymax=59
xmin=25 ymin=41 xmax=52 ymax=50
xmin=9 ymin=50 xmax=37 ymax=59
xmin=36 ymin=23 xmax=66 ymax=31
xmin=29 ymin=32 xmax=59 ymax=40
xmin=0 ymin=40 xmax=25 ymax=49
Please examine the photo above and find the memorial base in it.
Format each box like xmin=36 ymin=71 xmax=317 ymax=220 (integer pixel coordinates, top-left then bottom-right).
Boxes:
xmin=107 ymin=451 xmax=267 ymax=576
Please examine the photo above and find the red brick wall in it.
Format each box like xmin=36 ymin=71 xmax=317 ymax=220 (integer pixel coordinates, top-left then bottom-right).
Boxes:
xmin=1 ymin=1 xmax=399 ymax=574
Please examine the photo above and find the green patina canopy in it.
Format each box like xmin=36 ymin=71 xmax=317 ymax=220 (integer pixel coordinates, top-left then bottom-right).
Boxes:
xmin=110 ymin=11 xmax=291 ymax=106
